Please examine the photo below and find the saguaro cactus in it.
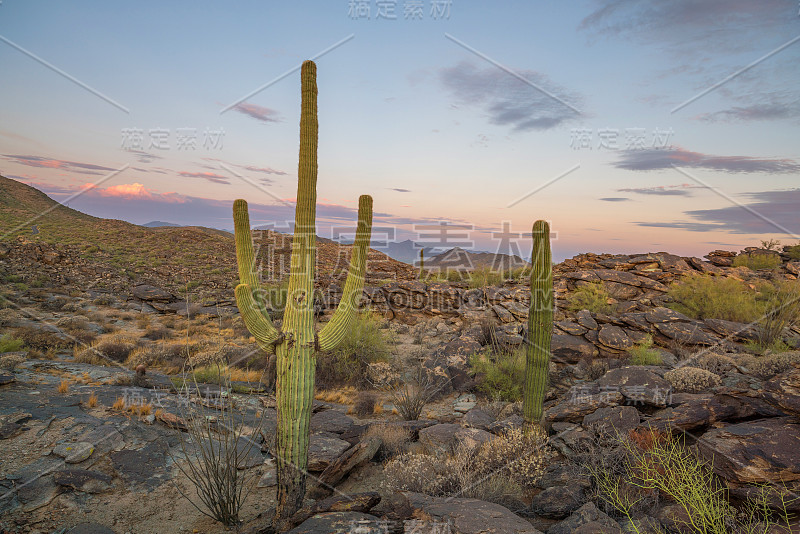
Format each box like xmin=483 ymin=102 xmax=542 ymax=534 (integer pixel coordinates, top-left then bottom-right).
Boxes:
xmin=232 ymin=60 xmax=374 ymax=522
xmin=523 ymin=220 xmax=553 ymax=428
xmin=419 ymin=249 xmax=424 ymax=278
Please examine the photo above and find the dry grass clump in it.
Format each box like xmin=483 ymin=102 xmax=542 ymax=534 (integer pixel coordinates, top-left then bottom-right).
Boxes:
xmin=363 ymin=423 xmax=410 ymax=460
xmin=15 ymin=326 xmax=70 ymax=353
xmin=664 ymin=367 xmax=722 ymax=393
xmin=85 ymin=392 xmax=98 ymax=408
xmin=0 ymin=308 xmax=20 ymax=326
xmin=142 ymin=325 xmax=173 ymax=341
xmin=112 ymin=397 xmax=126 ymax=411
xmin=354 ymin=391 xmax=378 ymax=417
xmin=126 ymin=343 xmax=187 ymax=370
xmin=383 ymin=427 xmax=548 ymax=506
xmin=75 ymin=334 xmax=138 ymax=365
xmin=315 ymin=387 xmax=358 ymax=405
xmin=57 ymin=379 xmax=70 ymax=394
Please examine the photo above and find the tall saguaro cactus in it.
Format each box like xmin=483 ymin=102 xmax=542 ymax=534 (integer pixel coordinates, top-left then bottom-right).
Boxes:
xmin=233 ymin=60 xmax=374 ymax=523
xmin=523 ymin=220 xmax=553 ymax=428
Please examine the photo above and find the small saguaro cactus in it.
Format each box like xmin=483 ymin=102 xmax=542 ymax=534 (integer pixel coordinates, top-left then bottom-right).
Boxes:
xmin=232 ymin=60 xmax=374 ymax=523
xmin=523 ymin=220 xmax=554 ymax=428
xmin=419 ymin=249 xmax=425 ymax=278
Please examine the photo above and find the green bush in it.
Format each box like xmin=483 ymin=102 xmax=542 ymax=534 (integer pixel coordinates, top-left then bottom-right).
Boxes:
xmin=470 ymin=348 xmax=525 ymax=402
xmin=667 ymin=275 xmax=762 ymax=323
xmin=785 ymin=244 xmax=800 ymax=260
xmin=732 ymin=253 xmax=781 ymax=270
xmin=468 ymin=267 xmax=503 ymax=289
xmin=316 ymin=312 xmax=392 ymax=387
xmin=627 ymin=335 xmax=663 ymax=366
xmin=566 ymin=282 xmax=612 ymax=314
xmin=0 ymin=334 xmax=24 ymax=353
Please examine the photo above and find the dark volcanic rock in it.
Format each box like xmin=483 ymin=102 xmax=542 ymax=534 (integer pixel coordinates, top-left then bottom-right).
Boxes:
xmin=405 ymin=492 xmax=542 ymax=533
xmin=54 ymin=469 xmax=112 ymax=493
xmin=529 ymin=485 xmax=585 ymax=519
xmin=551 ymin=335 xmax=598 ymax=363
xmin=311 ymin=410 xmax=354 ymax=435
xmin=547 ymin=502 xmax=620 ymax=534
xmin=583 ymin=405 xmax=640 ymax=436
xmin=763 ymin=367 xmax=800 ymax=417
xmin=132 ymin=284 xmax=174 ymax=302
xmin=597 ymin=325 xmax=633 ymax=351
xmin=595 ymin=367 xmax=673 ymax=406
xmin=287 ymin=512 xmax=381 ymax=534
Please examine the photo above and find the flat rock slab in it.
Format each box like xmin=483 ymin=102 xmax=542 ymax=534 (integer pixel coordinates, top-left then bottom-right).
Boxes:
xmin=697 ymin=417 xmax=800 ymax=487
xmin=308 ymin=433 xmax=351 ymax=471
xmin=53 ymin=441 xmax=95 ymax=463
xmin=310 ymin=410 xmax=354 ymax=435
xmin=547 ymin=502 xmax=620 ymax=534
xmin=54 ymin=469 xmax=112 ymax=493
xmin=595 ymin=367 xmax=672 ymax=406
xmin=286 ymin=512 xmax=381 ymax=534
xmin=0 ymin=373 xmax=15 ymax=386
xmin=583 ymin=405 xmax=640 ymax=436
xmin=67 ymin=522 xmax=117 ymax=534
xmin=419 ymin=423 xmax=462 ymax=452
xmin=551 ymin=335 xmax=598 ymax=363
xmin=109 ymin=440 xmax=170 ymax=490
xmin=405 ymin=492 xmax=543 ymax=534
xmin=763 ymin=366 xmax=800 ymax=418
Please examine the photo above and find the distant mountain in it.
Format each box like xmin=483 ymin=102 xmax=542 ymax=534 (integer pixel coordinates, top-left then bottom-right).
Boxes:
xmin=378 ymin=240 xmax=438 ymax=265
xmin=425 ymin=246 xmax=529 ymax=271
xmin=142 ymin=221 xmax=182 ymax=227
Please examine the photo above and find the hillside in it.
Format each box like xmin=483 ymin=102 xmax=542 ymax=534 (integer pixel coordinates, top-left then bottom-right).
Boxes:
xmin=0 ymin=176 xmax=416 ymax=297
xmin=425 ymin=246 xmax=529 ymax=271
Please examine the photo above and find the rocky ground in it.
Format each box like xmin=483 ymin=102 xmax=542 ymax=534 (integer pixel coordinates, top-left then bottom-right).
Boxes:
xmin=1 ymin=245 xmax=800 ymax=533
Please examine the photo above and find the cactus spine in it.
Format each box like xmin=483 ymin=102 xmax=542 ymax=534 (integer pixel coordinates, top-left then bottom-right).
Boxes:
xmin=523 ymin=220 xmax=553 ymax=428
xmin=232 ymin=60 xmax=373 ymax=523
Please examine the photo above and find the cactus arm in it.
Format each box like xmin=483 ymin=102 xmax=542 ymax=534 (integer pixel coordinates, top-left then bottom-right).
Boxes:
xmin=234 ymin=283 xmax=281 ymax=350
xmin=318 ymin=195 xmax=373 ymax=351
xmin=523 ymin=220 xmax=554 ymax=428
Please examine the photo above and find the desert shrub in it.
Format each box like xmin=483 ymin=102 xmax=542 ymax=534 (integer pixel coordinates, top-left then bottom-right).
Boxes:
xmin=667 ymin=275 xmax=763 ymax=323
xmin=0 ymin=334 xmax=23 ymax=353
xmin=691 ymin=353 xmax=737 ymax=376
xmin=354 ymin=390 xmax=378 ymax=417
xmin=468 ymin=267 xmax=503 ymax=289
xmin=384 ymin=427 xmax=548 ymax=506
xmin=75 ymin=334 xmax=137 ymax=365
xmin=567 ymin=282 xmax=612 ymax=314
xmin=664 ymin=367 xmax=722 ymax=393
xmin=736 ymin=351 xmax=800 ymax=379
xmin=470 ymin=348 xmax=525 ymax=402
xmin=785 ymin=244 xmax=800 ymax=260
xmin=317 ymin=312 xmax=392 ymax=387
xmin=0 ymin=352 xmax=25 ymax=371
xmin=627 ymin=335 xmax=663 ymax=366
xmin=126 ymin=343 xmax=187 ymax=369
xmin=15 ymin=326 xmax=70 ymax=352
xmin=732 ymin=253 xmax=782 ymax=270
xmin=363 ymin=423 xmax=410 ymax=460
xmin=754 ymin=280 xmax=800 ymax=348
xmin=171 ymin=370 xmax=266 ymax=527
xmin=143 ymin=325 xmax=172 ymax=341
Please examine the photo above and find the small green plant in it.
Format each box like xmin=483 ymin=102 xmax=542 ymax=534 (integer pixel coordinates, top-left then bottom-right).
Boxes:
xmin=667 ymin=275 xmax=762 ymax=323
xmin=185 ymin=280 xmax=201 ymax=291
xmin=468 ymin=267 xmax=503 ymax=289
xmin=627 ymin=335 xmax=663 ymax=366
xmin=785 ymin=243 xmax=800 ymax=260
xmin=566 ymin=282 xmax=611 ymax=314
xmin=732 ymin=253 xmax=781 ymax=270
xmin=754 ymin=280 xmax=800 ymax=348
xmin=0 ymin=334 xmax=24 ymax=353
xmin=316 ymin=311 xmax=392 ymax=387
xmin=470 ymin=348 xmax=525 ymax=402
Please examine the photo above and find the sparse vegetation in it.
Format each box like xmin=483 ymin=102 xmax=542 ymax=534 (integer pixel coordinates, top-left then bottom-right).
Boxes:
xmin=664 ymin=367 xmax=722 ymax=393
xmin=57 ymin=379 xmax=69 ymax=394
xmin=470 ymin=348 xmax=525 ymax=402
xmin=0 ymin=334 xmax=24 ymax=353
xmin=627 ymin=335 xmax=663 ymax=366
xmin=354 ymin=390 xmax=378 ymax=417
xmin=384 ymin=427 xmax=549 ymax=506
xmin=732 ymin=252 xmax=782 ymax=270
xmin=86 ymin=392 xmax=98 ymax=408
xmin=566 ymin=282 xmax=612 ymax=314
xmin=316 ymin=311 xmax=392 ymax=387
xmin=468 ymin=267 xmax=503 ymax=288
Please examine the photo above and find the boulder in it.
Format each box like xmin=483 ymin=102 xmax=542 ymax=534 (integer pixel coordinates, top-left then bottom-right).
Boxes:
xmin=582 ymin=405 xmax=640 ymax=436
xmin=763 ymin=367 xmax=800 ymax=417
xmin=546 ymin=502 xmax=619 ymax=534
xmin=645 ymin=307 xmax=692 ymax=323
xmin=597 ymin=325 xmax=633 ymax=351
xmin=463 ymin=408 xmax=495 ymax=430
xmin=405 ymin=492 xmax=543 ymax=533
xmin=654 ymin=322 xmax=720 ymax=345
xmin=546 ymin=390 xmax=624 ymax=423
xmin=419 ymin=423 xmax=461 ymax=452
xmin=595 ymin=367 xmax=673 ymax=406
xmin=529 ymin=485 xmax=585 ymax=519
xmin=453 ymin=427 xmax=493 ymax=451
xmin=576 ymin=310 xmax=598 ymax=330
xmin=487 ymin=415 xmax=524 ymax=435
xmin=308 ymin=433 xmax=352 ymax=471
xmin=53 ymin=441 xmax=94 ymax=464
xmin=311 ymin=410 xmax=354 ymax=435
xmin=551 ymin=335 xmax=598 ymax=363
xmin=132 ymin=284 xmax=174 ymax=302
xmin=286 ymin=512 xmax=381 ymax=534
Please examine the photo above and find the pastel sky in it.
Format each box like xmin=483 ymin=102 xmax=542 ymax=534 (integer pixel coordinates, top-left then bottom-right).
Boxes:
xmin=1 ymin=0 xmax=799 ymax=261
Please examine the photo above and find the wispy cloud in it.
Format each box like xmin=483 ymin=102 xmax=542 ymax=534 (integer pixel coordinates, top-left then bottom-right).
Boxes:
xmin=634 ymin=221 xmax=723 ymax=232
xmin=232 ymin=102 xmax=282 ymax=123
xmin=614 ymin=147 xmax=800 ymax=174
xmin=439 ymin=61 xmax=582 ymax=132
xmin=388 ymin=188 xmax=412 ymax=193
xmin=599 ymin=197 xmax=632 ymax=202
xmin=694 ymin=97 xmax=800 ymax=123
xmin=685 ymin=189 xmax=800 ymax=234
xmin=178 ymin=171 xmax=230 ymax=184
xmin=3 ymin=154 xmax=116 ymax=175
xmin=618 ymin=183 xmax=701 ymax=197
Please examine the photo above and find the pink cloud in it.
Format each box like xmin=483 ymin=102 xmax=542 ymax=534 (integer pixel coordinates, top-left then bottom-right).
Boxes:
xmin=178 ymin=171 xmax=230 ymax=184
xmin=232 ymin=102 xmax=282 ymax=123
xmin=79 ymin=182 xmax=186 ymax=203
